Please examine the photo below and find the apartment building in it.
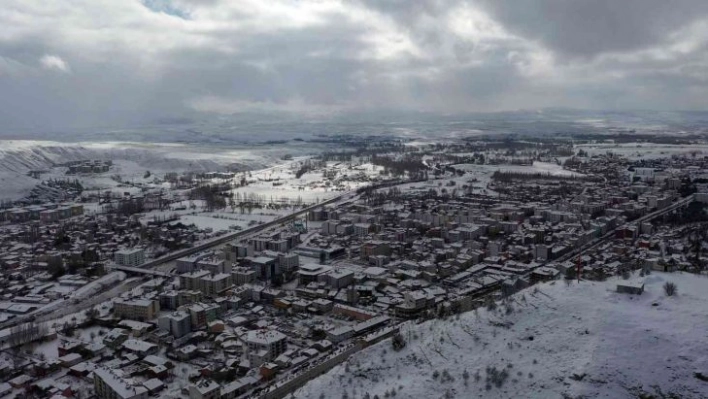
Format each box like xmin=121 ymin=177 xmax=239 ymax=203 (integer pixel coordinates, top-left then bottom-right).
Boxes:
xmin=158 ymin=311 xmax=192 ymax=338
xmin=113 ymin=298 xmax=159 ymax=321
xmin=94 ymin=367 xmax=148 ymax=399
xmin=114 ymin=248 xmax=145 ymax=267
xmin=243 ymin=330 xmax=287 ymax=367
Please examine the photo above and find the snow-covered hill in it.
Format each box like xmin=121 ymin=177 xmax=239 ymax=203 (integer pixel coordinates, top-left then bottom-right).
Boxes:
xmin=296 ymin=272 xmax=708 ymax=399
xmin=0 ymin=141 xmax=279 ymax=200
xmin=0 ymin=141 xmax=243 ymax=173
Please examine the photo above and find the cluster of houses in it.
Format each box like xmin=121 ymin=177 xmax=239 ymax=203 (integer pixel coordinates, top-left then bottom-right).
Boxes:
xmin=0 ymin=204 xmax=84 ymax=224
xmin=0 ymin=206 xmax=215 ymax=328
xmin=65 ymin=160 xmax=112 ymax=175
xmin=2 ymin=150 xmax=708 ymax=399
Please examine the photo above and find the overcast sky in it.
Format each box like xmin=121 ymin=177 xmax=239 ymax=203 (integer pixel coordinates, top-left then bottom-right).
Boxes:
xmin=1 ymin=0 xmax=707 ymax=129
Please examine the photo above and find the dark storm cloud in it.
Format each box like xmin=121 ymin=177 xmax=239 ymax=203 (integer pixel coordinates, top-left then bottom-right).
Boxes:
xmin=475 ymin=0 xmax=708 ymax=58
xmin=0 ymin=0 xmax=706 ymax=130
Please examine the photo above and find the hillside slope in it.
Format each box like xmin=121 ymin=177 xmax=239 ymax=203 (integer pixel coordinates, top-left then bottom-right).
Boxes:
xmin=0 ymin=141 xmax=275 ymax=200
xmin=296 ymin=272 xmax=708 ymax=399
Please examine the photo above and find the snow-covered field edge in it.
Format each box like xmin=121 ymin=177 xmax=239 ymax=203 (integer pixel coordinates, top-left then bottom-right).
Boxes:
xmin=296 ymin=272 xmax=708 ymax=399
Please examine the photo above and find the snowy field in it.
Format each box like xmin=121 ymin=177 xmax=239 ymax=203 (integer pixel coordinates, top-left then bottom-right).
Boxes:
xmin=386 ymin=161 xmax=580 ymax=198
xmin=297 ymin=272 xmax=708 ymax=399
xmin=455 ymin=161 xmax=584 ymax=177
xmin=385 ymin=175 xmax=500 ymax=198
xmin=0 ymin=140 xmax=319 ymax=201
xmin=137 ymin=202 xmax=283 ymax=232
xmin=228 ymin=161 xmax=382 ymax=205
xmin=130 ymin=160 xmax=382 ymax=233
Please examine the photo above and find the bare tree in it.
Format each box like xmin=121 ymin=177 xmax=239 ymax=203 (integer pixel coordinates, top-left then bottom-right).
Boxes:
xmin=8 ymin=322 xmax=47 ymax=347
xmin=663 ymin=282 xmax=677 ymax=296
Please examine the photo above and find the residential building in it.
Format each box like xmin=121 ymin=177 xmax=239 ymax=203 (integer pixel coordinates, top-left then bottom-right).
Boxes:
xmin=188 ymin=380 xmax=220 ymax=399
xmin=113 ymin=298 xmax=159 ymax=321
xmin=93 ymin=367 xmax=148 ymax=399
xmin=243 ymin=330 xmax=287 ymax=367
xmin=158 ymin=311 xmax=192 ymax=338
xmin=114 ymin=248 xmax=145 ymax=267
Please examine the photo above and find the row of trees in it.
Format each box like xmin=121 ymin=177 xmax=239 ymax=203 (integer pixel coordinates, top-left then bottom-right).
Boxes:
xmin=189 ymin=183 xmax=232 ymax=211
xmin=6 ymin=322 xmax=48 ymax=348
xmin=321 ymin=151 xmax=354 ymax=162
xmin=188 ymin=185 xmax=318 ymax=214
xmin=371 ymin=155 xmax=428 ymax=177
xmin=491 ymin=170 xmax=601 ymax=183
xmin=294 ymin=159 xmax=326 ymax=178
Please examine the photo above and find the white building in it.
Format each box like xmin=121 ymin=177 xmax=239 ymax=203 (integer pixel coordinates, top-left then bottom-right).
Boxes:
xmin=114 ymin=248 xmax=145 ymax=267
xmin=94 ymin=367 xmax=148 ymax=399
xmin=634 ymin=167 xmax=656 ymax=181
xmin=180 ymin=270 xmax=232 ymax=296
xmin=158 ymin=311 xmax=192 ymax=338
xmin=201 ymin=273 xmax=232 ymax=297
xmin=242 ymin=330 xmax=287 ymax=366
xmin=353 ymin=223 xmax=372 ymax=238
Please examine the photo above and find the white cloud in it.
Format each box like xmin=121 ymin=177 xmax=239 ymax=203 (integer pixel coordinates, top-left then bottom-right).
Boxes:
xmin=0 ymin=0 xmax=706 ymax=129
xmin=187 ymin=95 xmax=346 ymax=117
xmin=39 ymin=54 xmax=70 ymax=73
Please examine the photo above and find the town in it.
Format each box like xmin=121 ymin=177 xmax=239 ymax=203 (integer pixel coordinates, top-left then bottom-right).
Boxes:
xmin=1 ymin=136 xmax=707 ymax=399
